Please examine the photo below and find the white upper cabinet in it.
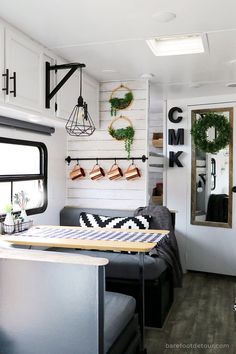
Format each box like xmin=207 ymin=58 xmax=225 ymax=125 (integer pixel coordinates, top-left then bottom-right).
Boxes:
xmin=0 ymin=23 xmax=5 ymax=103
xmin=0 ymin=19 xmax=99 ymax=123
xmin=83 ymin=73 xmax=99 ymax=129
xmin=5 ymin=28 xmax=42 ymax=112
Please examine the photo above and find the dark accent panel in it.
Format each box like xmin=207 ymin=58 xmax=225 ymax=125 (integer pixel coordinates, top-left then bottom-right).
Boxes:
xmin=106 ymin=268 xmax=174 ymax=328
xmin=168 ymin=107 xmax=183 ymax=123
xmin=169 ymin=151 xmax=183 ymax=167
xmin=168 ymin=128 xmax=184 ymax=145
xmin=0 ymin=116 xmax=55 ymax=135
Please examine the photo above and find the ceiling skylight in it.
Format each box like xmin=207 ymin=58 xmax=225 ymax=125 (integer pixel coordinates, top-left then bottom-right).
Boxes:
xmin=146 ymin=34 xmax=205 ymax=56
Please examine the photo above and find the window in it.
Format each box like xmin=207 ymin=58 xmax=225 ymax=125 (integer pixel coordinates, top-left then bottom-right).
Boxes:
xmin=0 ymin=137 xmax=48 ymax=216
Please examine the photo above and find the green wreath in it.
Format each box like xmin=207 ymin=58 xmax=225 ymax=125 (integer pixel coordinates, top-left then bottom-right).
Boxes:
xmin=191 ymin=112 xmax=231 ymax=153
xmin=109 ymin=85 xmax=133 ymax=116
xmin=108 ymin=116 xmax=135 ymax=159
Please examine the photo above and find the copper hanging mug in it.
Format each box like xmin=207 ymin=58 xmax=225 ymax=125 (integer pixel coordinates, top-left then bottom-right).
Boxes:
xmin=124 ymin=162 xmax=141 ymax=180
xmin=89 ymin=163 xmax=105 ymax=180
xmin=70 ymin=162 xmax=86 ymax=180
xmin=107 ymin=163 xmax=123 ymax=180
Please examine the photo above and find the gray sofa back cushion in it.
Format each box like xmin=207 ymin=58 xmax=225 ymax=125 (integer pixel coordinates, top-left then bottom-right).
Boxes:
xmin=60 ymin=206 xmax=134 ymax=227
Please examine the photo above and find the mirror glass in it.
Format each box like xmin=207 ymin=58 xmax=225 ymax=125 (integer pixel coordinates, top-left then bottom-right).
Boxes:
xmin=191 ymin=107 xmax=233 ymax=228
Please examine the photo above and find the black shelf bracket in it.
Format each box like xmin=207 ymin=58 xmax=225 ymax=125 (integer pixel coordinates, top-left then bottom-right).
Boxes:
xmin=45 ymin=61 xmax=86 ymax=109
xmin=65 ymin=155 xmax=148 ymax=165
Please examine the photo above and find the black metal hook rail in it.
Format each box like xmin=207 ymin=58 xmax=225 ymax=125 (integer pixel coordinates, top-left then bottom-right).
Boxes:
xmin=65 ymin=155 xmax=148 ymax=165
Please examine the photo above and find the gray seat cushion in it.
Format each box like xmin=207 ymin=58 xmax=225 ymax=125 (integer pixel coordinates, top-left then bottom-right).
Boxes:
xmin=104 ymin=292 xmax=136 ymax=353
xmin=49 ymin=248 xmax=167 ymax=280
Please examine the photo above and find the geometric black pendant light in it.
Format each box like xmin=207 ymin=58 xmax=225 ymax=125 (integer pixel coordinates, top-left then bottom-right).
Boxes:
xmin=45 ymin=61 xmax=95 ymax=137
xmin=65 ymin=67 xmax=95 ymax=136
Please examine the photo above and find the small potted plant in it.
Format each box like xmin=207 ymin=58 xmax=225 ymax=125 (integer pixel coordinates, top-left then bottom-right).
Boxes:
xmin=3 ymin=203 xmax=14 ymax=233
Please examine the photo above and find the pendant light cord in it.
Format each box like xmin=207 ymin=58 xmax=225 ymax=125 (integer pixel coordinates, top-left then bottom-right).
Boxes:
xmin=80 ymin=67 xmax=82 ymax=96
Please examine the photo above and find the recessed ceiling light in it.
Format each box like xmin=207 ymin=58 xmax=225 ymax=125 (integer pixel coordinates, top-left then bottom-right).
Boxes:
xmin=140 ymin=73 xmax=155 ymax=80
xmin=146 ymin=34 xmax=205 ymax=56
xmin=226 ymin=82 xmax=236 ymax=88
xmin=152 ymin=11 xmax=176 ymax=23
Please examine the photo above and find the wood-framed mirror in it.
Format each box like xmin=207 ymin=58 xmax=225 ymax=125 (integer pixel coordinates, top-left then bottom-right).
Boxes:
xmin=191 ymin=107 xmax=233 ymax=228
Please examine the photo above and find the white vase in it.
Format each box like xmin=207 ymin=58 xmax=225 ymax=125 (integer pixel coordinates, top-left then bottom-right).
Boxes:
xmin=20 ymin=209 xmax=29 ymax=222
xmin=4 ymin=212 xmax=15 ymax=234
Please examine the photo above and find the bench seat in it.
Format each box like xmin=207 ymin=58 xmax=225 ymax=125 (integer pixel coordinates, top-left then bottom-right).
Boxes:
xmin=105 ymin=292 xmax=136 ymax=353
xmin=59 ymin=206 xmax=175 ymax=328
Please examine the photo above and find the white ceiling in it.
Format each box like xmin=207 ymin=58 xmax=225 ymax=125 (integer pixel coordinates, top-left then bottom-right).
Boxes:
xmin=1 ymin=0 xmax=236 ymax=98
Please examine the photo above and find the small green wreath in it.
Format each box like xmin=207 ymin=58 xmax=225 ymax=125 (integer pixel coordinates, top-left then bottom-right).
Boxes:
xmin=108 ymin=116 xmax=135 ymax=159
xmin=109 ymin=85 xmax=134 ymax=116
xmin=191 ymin=112 xmax=231 ymax=153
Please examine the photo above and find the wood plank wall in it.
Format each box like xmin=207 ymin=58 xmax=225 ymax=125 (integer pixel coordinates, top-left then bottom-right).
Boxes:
xmin=66 ymin=80 xmax=148 ymax=210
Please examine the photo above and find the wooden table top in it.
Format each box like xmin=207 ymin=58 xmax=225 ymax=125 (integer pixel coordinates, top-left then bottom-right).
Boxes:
xmin=0 ymin=248 xmax=109 ymax=266
xmin=1 ymin=225 xmax=169 ymax=253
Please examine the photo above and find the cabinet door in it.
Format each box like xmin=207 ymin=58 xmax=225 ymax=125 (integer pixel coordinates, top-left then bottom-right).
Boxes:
xmin=5 ymin=28 xmax=42 ymax=112
xmin=0 ymin=24 xmax=5 ymax=103
xmin=83 ymin=74 xmax=99 ymax=129
xmin=56 ymin=57 xmax=79 ymax=120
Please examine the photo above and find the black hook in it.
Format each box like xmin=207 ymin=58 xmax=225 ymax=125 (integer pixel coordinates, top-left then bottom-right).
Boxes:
xmin=132 ymin=158 xmax=134 ymax=165
xmin=65 ymin=156 xmax=71 ymax=165
xmin=141 ymin=154 xmax=148 ymax=162
xmin=96 ymin=158 xmax=98 ymax=165
xmin=114 ymin=158 xmax=117 ymax=164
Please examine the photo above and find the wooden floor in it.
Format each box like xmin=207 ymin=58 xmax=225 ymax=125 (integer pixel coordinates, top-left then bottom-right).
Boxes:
xmin=145 ymin=271 xmax=236 ymax=354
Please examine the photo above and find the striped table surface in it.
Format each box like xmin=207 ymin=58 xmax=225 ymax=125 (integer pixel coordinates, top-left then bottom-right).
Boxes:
xmin=12 ymin=226 xmax=169 ymax=244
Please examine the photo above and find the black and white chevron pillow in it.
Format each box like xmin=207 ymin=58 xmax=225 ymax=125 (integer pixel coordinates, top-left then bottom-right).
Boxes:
xmin=79 ymin=212 xmax=151 ymax=230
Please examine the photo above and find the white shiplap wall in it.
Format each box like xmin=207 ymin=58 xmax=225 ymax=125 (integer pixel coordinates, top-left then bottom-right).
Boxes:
xmin=66 ymin=80 xmax=149 ymax=210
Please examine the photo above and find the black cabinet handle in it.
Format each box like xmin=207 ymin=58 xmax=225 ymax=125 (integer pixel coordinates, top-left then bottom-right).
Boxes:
xmin=10 ymin=72 xmax=16 ymax=97
xmin=232 ymin=186 xmax=236 ymax=193
xmin=2 ymin=69 xmax=9 ymax=95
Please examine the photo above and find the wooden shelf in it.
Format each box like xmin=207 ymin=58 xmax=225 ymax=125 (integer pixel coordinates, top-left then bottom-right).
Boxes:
xmin=152 ymin=195 xmax=163 ymax=205
xmin=152 ymin=132 xmax=163 ymax=148
xmin=152 ymin=139 xmax=163 ymax=148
